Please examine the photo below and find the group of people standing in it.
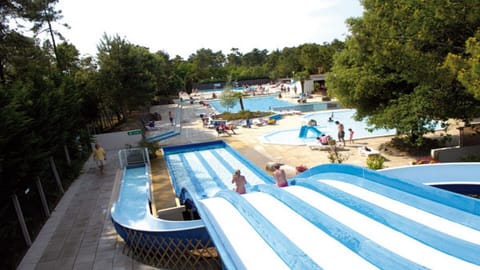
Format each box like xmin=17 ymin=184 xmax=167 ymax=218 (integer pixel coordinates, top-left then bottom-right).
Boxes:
xmin=232 ymin=164 xmax=288 ymax=194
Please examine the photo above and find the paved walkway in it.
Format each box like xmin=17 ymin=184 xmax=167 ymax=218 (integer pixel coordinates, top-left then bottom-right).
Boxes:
xmin=18 ymin=101 xmax=426 ymax=270
xmin=17 ymin=154 xmax=159 ymax=270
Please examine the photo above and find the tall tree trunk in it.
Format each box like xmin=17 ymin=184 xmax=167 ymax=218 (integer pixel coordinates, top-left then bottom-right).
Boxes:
xmin=239 ymin=97 xmax=245 ymax=111
xmin=46 ymin=18 xmax=61 ymax=69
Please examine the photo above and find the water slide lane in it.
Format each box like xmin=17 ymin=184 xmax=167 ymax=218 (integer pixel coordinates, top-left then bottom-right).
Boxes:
xmin=198 ymin=197 xmax=290 ymax=270
xmin=294 ymin=180 xmax=480 ymax=266
xmin=287 ymin=184 xmax=480 ymax=269
xmin=111 ymin=165 xmax=203 ymax=231
xmin=165 ymin=142 xmax=274 ymax=200
xmin=320 ymin=180 xmax=480 ymax=243
xmin=309 ymin=171 xmax=480 ymax=230
xmin=209 ymin=148 xmax=271 ymax=187
xmin=201 ymin=190 xmax=321 ymax=269
xmin=252 ymin=184 xmax=411 ymax=269
xmin=167 ymin=149 xmax=273 ymax=200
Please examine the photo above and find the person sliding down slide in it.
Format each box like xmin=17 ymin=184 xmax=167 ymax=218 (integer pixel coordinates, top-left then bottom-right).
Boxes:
xmin=273 ymin=164 xmax=288 ymax=187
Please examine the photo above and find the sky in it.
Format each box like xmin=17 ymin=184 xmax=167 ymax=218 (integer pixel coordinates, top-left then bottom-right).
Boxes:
xmin=56 ymin=0 xmax=363 ymax=59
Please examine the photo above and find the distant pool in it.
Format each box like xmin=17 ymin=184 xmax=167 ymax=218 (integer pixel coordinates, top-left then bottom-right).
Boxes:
xmin=209 ymin=95 xmax=294 ymax=113
xmin=303 ymin=109 xmax=396 ymax=139
xmin=260 ymin=109 xmax=396 ymax=145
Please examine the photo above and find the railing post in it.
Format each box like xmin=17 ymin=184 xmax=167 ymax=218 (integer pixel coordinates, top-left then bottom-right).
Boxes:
xmin=36 ymin=177 xmax=50 ymax=218
xmin=64 ymin=144 xmax=71 ymax=166
xmin=49 ymin=157 xmax=65 ymax=194
xmin=12 ymin=194 xmax=32 ymax=247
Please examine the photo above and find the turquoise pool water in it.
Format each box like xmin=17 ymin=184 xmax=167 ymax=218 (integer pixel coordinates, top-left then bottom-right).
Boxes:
xmin=303 ymin=109 xmax=396 ymax=139
xmin=261 ymin=109 xmax=444 ymax=145
xmin=260 ymin=109 xmax=396 ymax=145
xmin=208 ymin=95 xmax=295 ymax=113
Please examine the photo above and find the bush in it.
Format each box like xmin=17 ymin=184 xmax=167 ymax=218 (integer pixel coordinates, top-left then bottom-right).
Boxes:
xmin=389 ymin=136 xmax=443 ymax=156
xmin=327 ymin=140 xmax=348 ymax=163
xmin=139 ymin=139 xmax=160 ymax=159
xmin=366 ymin=155 xmax=385 ymax=170
xmin=218 ymin=111 xmax=273 ymax=121
xmin=411 ymin=156 xmax=439 ymax=165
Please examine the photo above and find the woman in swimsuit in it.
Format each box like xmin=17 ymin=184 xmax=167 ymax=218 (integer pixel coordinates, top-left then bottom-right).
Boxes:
xmin=232 ymin=169 xmax=247 ymax=194
xmin=273 ymin=164 xmax=288 ymax=187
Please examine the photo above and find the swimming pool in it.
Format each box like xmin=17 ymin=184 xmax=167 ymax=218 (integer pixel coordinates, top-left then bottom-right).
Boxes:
xmin=303 ymin=109 xmax=396 ymax=139
xmin=208 ymin=95 xmax=295 ymax=113
xmin=260 ymin=109 xmax=396 ymax=145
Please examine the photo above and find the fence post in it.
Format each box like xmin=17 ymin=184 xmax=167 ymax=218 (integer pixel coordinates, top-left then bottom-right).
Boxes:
xmin=12 ymin=194 xmax=32 ymax=247
xmin=36 ymin=177 xmax=50 ymax=218
xmin=49 ymin=157 xmax=65 ymax=194
xmin=64 ymin=144 xmax=72 ymax=166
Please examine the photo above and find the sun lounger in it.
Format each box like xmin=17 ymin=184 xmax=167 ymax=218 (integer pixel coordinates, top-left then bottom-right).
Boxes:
xmin=358 ymin=146 xmax=380 ymax=157
xmin=216 ymin=127 xmax=231 ymax=137
xmin=253 ymin=119 xmax=267 ymax=126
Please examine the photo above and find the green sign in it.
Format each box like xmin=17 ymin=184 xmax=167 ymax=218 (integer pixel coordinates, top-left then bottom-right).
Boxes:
xmin=127 ymin=129 xmax=142 ymax=136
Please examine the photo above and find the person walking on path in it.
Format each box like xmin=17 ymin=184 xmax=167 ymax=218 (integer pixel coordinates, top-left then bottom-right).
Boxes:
xmin=232 ymin=169 xmax=247 ymax=194
xmin=93 ymin=143 xmax=106 ymax=173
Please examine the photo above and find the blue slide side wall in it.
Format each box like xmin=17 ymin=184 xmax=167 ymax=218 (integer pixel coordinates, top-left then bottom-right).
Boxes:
xmin=295 ymin=163 xmax=480 ymax=216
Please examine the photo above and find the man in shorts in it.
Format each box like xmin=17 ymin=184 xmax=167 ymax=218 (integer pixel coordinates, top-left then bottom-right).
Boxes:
xmin=335 ymin=121 xmax=345 ymax=146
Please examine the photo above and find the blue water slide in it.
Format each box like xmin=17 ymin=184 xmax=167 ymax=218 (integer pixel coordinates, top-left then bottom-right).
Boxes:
xmin=111 ymin=141 xmax=480 ymax=269
xmin=110 ymin=164 xmax=210 ymax=251
xmin=298 ymin=125 xmax=322 ymax=138
xmin=194 ymin=163 xmax=480 ymax=269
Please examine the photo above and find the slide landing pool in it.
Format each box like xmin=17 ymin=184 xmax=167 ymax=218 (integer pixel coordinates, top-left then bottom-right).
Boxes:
xmin=111 ymin=141 xmax=480 ymax=269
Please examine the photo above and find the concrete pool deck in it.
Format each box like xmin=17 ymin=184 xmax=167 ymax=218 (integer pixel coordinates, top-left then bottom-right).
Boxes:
xmin=18 ymin=99 xmax=456 ymax=269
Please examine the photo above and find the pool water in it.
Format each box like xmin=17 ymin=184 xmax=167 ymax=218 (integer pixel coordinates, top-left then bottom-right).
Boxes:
xmin=260 ymin=109 xmax=396 ymax=145
xmin=209 ymin=95 xmax=295 ymax=113
xmin=303 ymin=109 xmax=396 ymax=139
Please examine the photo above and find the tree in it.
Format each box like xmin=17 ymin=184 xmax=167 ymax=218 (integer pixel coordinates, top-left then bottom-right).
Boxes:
xmin=188 ymin=48 xmax=226 ymax=82
xmin=26 ymin=0 xmax=70 ymax=70
xmin=242 ymin=48 xmax=268 ymax=67
xmin=97 ymin=34 xmax=157 ymax=121
xmin=444 ymin=32 xmax=480 ymax=100
xmin=327 ymin=1 xmax=480 ymax=143
xmin=298 ymin=43 xmax=322 ymax=74
xmin=171 ymin=57 xmax=194 ymax=94
xmin=220 ymin=77 xmax=245 ymax=111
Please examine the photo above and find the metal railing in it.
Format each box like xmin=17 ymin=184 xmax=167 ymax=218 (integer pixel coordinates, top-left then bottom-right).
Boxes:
xmin=120 ymin=227 xmax=221 ymax=270
xmin=118 ymin=147 xmax=150 ymax=168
